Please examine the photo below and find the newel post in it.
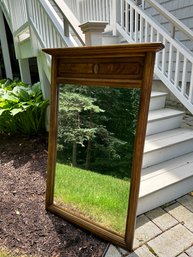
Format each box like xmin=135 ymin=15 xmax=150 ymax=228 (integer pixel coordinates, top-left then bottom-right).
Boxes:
xmin=79 ymin=21 xmax=108 ymax=46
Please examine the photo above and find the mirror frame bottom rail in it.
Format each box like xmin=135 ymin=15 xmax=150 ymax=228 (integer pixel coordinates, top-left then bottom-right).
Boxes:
xmin=47 ymin=204 xmax=126 ymax=247
xmin=43 ymin=43 xmax=164 ymax=251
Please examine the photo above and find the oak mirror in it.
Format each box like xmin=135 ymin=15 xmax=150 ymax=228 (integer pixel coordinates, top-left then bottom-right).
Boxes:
xmin=43 ymin=43 xmax=163 ymax=250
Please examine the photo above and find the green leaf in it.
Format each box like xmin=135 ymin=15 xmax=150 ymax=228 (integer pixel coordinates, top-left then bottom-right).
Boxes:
xmin=2 ymin=92 xmax=19 ymax=102
xmin=10 ymin=108 xmax=24 ymax=116
xmin=12 ymin=86 xmax=30 ymax=101
xmin=30 ymin=82 xmax=41 ymax=98
xmin=0 ymin=109 xmax=7 ymax=116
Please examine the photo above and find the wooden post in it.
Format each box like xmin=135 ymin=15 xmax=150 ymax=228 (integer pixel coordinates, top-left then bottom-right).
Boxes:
xmin=0 ymin=8 xmax=13 ymax=79
xmin=18 ymin=58 xmax=31 ymax=84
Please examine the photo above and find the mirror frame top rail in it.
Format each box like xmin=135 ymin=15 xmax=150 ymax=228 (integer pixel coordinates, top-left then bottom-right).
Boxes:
xmin=43 ymin=43 xmax=164 ymax=251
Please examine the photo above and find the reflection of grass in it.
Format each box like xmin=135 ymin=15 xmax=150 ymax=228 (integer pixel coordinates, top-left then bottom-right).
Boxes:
xmin=54 ymin=163 xmax=130 ymax=235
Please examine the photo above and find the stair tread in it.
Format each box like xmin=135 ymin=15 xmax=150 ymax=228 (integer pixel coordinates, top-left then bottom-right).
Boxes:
xmin=151 ymin=91 xmax=168 ymax=98
xmin=144 ymin=127 xmax=193 ymax=152
xmin=140 ymin=152 xmax=193 ymax=197
xmin=148 ymin=108 xmax=184 ymax=122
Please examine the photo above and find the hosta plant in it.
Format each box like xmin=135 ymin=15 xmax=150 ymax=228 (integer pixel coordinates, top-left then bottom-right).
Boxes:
xmin=0 ymin=79 xmax=49 ymax=135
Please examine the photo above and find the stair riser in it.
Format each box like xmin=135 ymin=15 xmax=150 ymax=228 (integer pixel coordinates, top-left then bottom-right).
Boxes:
xmin=149 ymin=95 xmax=166 ymax=111
xmin=137 ymin=177 xmax=193 ymax=215
xmin=146 ymin=115 xmax=183 ymax=136
xmin=143 ymin=139 xmax=193 ymax=168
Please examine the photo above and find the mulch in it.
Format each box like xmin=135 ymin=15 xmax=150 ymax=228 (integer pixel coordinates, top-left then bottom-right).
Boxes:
xmin=0 ymin=135 xmax=108 ymax=257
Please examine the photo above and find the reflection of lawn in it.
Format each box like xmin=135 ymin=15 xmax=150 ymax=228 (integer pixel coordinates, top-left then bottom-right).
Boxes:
xmin=54 ymin=163 xmax=130 ymax=235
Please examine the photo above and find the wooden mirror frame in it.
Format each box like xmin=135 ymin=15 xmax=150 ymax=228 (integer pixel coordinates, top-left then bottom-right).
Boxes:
xmin=43 ymin=43 xmax=163 ymax=251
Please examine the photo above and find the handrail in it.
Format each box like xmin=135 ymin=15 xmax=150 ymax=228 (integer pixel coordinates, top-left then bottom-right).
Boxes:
xmin=142 ymin=0 xmax=193 ymax=42
xmin=117 ymin=0 xmax=193 ymax=113
xmin=53 ymin=0 xmax=85 ymax=45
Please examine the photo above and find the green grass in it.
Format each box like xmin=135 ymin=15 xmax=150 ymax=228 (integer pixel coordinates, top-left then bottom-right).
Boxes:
xmin=54 ymin=163 xmax=130 ymax=235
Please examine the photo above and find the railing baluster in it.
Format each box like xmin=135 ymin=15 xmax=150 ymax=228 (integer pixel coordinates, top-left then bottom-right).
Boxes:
xmin=130 ymin=6 xmax=133 ymax=38
xmin=102 ymin=0 xmax=105 ymax=21
xmin=161 ymin=38 xmax=166 ymax=74
xmin=155 ymin=32 xmax=160 ymax=67
xmin=189 ymin=66 xmax=193 ymax=102
xmin=139 ymin=16 xmax=143 ymax=42
xmin=181 ymin=57 xmax=187 ymax=94
xmin=120 ymin=0 xmax=124 ymax=28
xmin=135 ymin=10 xmax=138 ymax=42
xmin=174 ymin=49 xmax=180 ymax=88
xmin=144 ymin=19 xmax=148 ymax=41
xmin=167 ymin=44 xmax=173 ymax=81
xmin=150 ymin=26 xmax=154 ymax=42
xmin=125 ymin=2 xmax=129 ymax=32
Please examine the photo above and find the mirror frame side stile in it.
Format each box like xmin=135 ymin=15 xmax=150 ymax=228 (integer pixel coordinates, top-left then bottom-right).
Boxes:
xmin=46 ymin=56 xmax=59 ymax=208
xmin=125 ymin=52 xmax=157 ymax=249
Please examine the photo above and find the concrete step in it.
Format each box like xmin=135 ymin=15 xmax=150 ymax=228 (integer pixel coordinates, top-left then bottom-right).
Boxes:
xmin=138 ymin=152 xmax=193 ymax=215
xmin=143 ymin=128 xmax=193 ymax=168
xmin=149 ymin=91 xmax=167 ymax=111
xmin=146 ymin=108 xmax=184 ymax=136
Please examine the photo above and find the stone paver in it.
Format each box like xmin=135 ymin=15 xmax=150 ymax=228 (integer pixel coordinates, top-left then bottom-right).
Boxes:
xmin=186 ymin=246 xmax=193 ymax=257
xmin=146 ymin=207 xmax=178 ymax=231
xmin=105 ymin=245 xmax=122 ymax=257
xmin=165 ymin=202 xmax=193 ymax=232
xmin=104 ymin=193 xmax=193 ymax=257
xmin=147 ymin=224 xmax=193 ymax=257
xmin=126 ymin=245 xmax=155 ymax=257
xmin=133 ymin=214 xmax=162 ymax=248
xmin=178 ymin=194 xmax=193 ymax=212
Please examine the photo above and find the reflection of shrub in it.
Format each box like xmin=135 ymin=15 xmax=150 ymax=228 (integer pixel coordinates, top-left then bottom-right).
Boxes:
xmin=0 ymin=79 xmax=49 ymax=135
xmin=91 ymin=159 xmax=131 ymax=180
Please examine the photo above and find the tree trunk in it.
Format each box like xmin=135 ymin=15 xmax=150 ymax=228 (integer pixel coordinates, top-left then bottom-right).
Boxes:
xmin=85 ymin=140 xmax=91 ymax=170
xmin=72 ymin=141 xmax=77 ymax=166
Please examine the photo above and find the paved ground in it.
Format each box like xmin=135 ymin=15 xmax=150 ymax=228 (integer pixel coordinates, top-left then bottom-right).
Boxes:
xmin=104 ymin=192 xmax=193 ymax=257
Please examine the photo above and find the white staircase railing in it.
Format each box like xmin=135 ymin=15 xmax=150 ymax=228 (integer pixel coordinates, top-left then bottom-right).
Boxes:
xmin=1 ymin=0 xmax=193 ymax=113
xmin=116 ymin=0 xmax=193 ymax=114
xmin=0 ymin=0 xmax=85 ymax=87
xmin=61 ymin=0 xmax=193 ymax=114
xmin=0 ymin=0 xmax=85 ymax=48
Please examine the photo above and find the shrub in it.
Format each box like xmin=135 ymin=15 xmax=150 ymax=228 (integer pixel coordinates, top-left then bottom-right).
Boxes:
xmin=0 ymin=79 xmax=49 ymax=135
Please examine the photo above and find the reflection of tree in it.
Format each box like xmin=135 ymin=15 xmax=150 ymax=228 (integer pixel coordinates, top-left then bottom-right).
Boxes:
xmin=58 ymin=91 xmax=104 ymax=167
xmin=57 ymin=85 xmax=140 ymax=179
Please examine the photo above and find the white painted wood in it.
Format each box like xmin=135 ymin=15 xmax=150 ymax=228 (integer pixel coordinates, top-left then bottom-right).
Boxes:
xmin=79 ymin=21 xmax=108 ymax=46
xmin=18 ymin=58 xmax=31 ymax=84
xmin=149 ymin=91 xmax=167 ymax=111
xmin=0 ymin=8 xmax=13 ymax=79
xmin=143 ymin=128 xmax=193 ymax=168
xmin=138 ymin=152 xmax=193 ymax=215
xmin=117 ymin=0 xmax=193 ymax=114
xmin=146 ymin=108 xmax=184 ymax=135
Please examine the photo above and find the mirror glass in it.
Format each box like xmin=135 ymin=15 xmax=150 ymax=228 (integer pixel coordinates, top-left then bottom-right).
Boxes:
xmin=53 ymin=84 xmax=140 ymax=236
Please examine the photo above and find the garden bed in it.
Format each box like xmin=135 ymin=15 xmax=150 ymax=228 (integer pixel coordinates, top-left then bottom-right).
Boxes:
xmin=0 ymin=134 xmax=107 ymax=257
